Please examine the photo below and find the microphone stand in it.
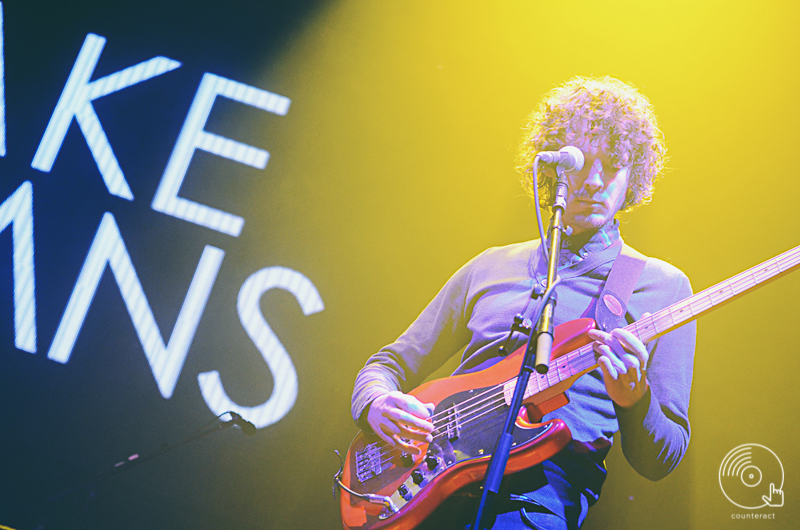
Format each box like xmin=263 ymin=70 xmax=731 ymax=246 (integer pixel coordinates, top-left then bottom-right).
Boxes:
xmin=470 ymin=166 xmax=570 ymax=530
xmin=40 ymin=413 xmax=251 ymax=529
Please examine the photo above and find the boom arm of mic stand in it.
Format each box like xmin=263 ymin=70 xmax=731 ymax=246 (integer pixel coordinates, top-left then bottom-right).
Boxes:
xmin=47 ymin=416 xmax=243 ymax=504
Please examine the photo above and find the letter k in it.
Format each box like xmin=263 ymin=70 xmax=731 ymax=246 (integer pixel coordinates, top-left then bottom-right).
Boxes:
xmin=31 ymin=33 xmax=180 ymax=200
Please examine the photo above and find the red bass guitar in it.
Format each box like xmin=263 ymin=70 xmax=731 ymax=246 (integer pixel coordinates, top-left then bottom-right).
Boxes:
xmin=337 ymin=244 xmax=800 ymax=530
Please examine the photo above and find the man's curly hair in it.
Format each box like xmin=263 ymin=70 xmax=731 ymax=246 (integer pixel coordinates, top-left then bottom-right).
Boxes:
xmin=517 ymin=76 xmax=667 ymax=211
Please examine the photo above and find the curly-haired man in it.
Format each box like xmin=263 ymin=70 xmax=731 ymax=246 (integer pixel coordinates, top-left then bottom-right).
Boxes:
xmin=351 ymin=76 xmax=695 ymax=529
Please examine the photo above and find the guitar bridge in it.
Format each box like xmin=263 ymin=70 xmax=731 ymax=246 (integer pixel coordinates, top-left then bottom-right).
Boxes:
xmin=355 ymin=442 xmax=387 ymax=483
xmin=442 ymin=405 xmax=461 ymax=441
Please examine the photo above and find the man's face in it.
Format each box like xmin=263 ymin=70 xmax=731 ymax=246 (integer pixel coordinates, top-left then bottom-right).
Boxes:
xmin=561 ymin=139 xmax=630 ymax=235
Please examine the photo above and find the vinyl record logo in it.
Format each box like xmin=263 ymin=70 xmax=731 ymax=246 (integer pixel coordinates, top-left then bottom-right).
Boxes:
xmin=719 ymin=444 xmax=784 ymax=509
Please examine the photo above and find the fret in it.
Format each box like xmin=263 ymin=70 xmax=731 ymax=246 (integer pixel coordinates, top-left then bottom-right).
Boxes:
xmin=547 ymin=365 xmax=558 ymax=386
xmin=736 ymin=268 xmax=759 ymax=288
xmin=631 ymin=319 xmax=642 ymax=339
xmin=567 ymin=351 xmax=582 ymax=373
xmin=541 ymin=369 xmax=551 ymax=388
xmin=554 ymin=359 xmax=567 ymax=382
xmin=538 ymin=370 xmax=548 ymax=388
xmin=669 ymin=299 xmax=694 ymax=326
xmin=777 ymin=256 xmax=796 ymax=272
xmin=688 ymin=294 xmax=713 ymax=316
xmin=503 ymin=379 xmax=514 ymax=404
xmin=752 ymin=262 xmax=779 ymax=284
xmin=559 ymin=354 xmax=575 ymax=379
xmin=572 ymin=346 xmax=595 ymax=373
xmin=569 ymin=350 xmax=582 ymax=375
xmin=731 ymin=271 xmax=756 ymax=295
xmin=526 ymin=375 xmax=539 ymax=396
xmin=568 ymin=352 xmax=583 ymax=376
xmin=522 ymin=379 xmax=533 ymax=401
xmin=652 ymin=310 xmax=673 ymax=334
xmin=566 ymin=351 xmax=581 ymax=374
xmin=560 ymin=360 xmax=571 ymax=380
xmin=778 ymin=250 xmax=800 ymax=270
xmin=634 ymin=316 xmax=656 ymax=342
xmin=530 ymin=374 xmax=542 ymax=394
xmin=707 ymin=281 xmax=734 ymax=306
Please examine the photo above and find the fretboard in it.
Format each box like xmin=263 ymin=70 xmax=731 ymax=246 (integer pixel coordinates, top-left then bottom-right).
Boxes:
xmin=628 ymin=244 xmax=800 ymax=343
xmin=504 ymin=244 xmax=800 ymax=403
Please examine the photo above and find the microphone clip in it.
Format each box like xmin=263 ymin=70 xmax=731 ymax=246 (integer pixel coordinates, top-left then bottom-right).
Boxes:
xmin=498 ymin=314 xmax=533 ymax=355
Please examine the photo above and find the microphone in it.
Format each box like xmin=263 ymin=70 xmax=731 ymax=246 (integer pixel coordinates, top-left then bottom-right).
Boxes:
xmin=226 ymin=411 xmax=257 ymax=437
xmin=535 ymin=146 xmax=585 ymax=173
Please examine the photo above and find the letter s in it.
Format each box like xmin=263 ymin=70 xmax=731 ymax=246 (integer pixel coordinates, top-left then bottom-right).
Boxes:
xmin=198 ymin=267 xmax=323 ymax=429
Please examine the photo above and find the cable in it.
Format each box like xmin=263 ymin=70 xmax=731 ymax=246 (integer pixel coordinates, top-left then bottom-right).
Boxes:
xmin=531 ymin=157 xmax=549 ymax=264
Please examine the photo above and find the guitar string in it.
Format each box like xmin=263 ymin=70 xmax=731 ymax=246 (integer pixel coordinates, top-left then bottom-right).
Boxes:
xmin=425 ymin=382 xmax=506 ymax=423
xmin=390 ymin=246 xmax=800 ymax=437
xmin=422 ymin=343 xmax=595 ymax=428
xmin=367 ymin=339 xmax=624 ymax=466
xmin=366 ymin=384 xmax=546 ymax=464
xmin=402 ymin=336 xmax=597 ymax=433
xmin=629 ymin=249 xmax=800 ymax=343
xmin=365 ymin=388 xmax=509 ymax=462
xmin=365 ymin=384 xmax=506 ymax=456
xmin=367 ymin=385 xmax=565 ymax=470
xmin=365 ymin=348 xmax=599 ymax=464
xmin=366 ymin=353 xmax=595 ymax=467
xmin=370 ymin=372 xmax=541 ymax=455
xmin=360 ymin=248 xmax=800 ymax=468
xmin=366 ymin=392 xmax=510 ymax=467
xmin=367 ymin=396 xmax=509 ymax=470
xmin=365 ymin=347 xmax=594 ymax=459
xmin=421 ymin=343 xmax=590 ymax=426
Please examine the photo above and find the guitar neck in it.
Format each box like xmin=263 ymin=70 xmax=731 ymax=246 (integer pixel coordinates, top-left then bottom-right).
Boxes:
xmin=519 ymin=244 xmax=800 ymax=401
xmin=627 ymin=244 xmax=800 ymax=343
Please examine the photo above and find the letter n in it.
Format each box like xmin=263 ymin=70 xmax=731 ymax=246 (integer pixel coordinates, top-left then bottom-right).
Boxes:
xmin=47 ymin=213 xmax=224 ymax=398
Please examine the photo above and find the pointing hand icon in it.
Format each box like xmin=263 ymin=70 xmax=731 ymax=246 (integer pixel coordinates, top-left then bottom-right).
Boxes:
xmin=762 ymin=483 xmax=784 ymax=507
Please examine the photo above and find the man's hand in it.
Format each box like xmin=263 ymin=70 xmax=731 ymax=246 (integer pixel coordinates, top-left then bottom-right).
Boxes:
xmin=367 ymin=391 xmax=435 ymax=455
xmin=588 ymin=317 xmax=650 ymax=408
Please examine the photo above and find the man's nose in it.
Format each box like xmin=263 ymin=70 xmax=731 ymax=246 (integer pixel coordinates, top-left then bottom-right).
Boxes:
xmin=580 ymin=158 xmax=605 ymax=191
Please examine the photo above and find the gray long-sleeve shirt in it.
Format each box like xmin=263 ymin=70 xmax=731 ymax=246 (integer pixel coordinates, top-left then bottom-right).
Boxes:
xmin=351 ymin=222 xmax=695 ymax=519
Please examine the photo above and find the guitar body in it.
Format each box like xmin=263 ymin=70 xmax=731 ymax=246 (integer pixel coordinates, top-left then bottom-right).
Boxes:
xmin=340 ymin=318 xmax=596 ymax=530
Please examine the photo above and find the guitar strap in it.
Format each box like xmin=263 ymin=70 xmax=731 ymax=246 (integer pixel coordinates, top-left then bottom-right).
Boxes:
xmin=594 ymin=244 xmax=648 ymax=332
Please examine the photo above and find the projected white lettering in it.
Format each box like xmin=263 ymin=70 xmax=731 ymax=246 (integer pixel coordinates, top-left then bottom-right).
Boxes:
xmin=199 ymin=267 xmax=324 ymax=429
xmin=152 ymin=72 xmax=290 ymax=236
xmin=0 ymin=2 xmax=6 ymax=157
xmin=0 ymin=181 xmax=36 ymax=353
xmin=47 ymin=213 xmax=225 ymax=398
xmin=31 ymin=33 xmax=181 ymax=200
xmin=0 ymin=23 xmax=321 ymax=429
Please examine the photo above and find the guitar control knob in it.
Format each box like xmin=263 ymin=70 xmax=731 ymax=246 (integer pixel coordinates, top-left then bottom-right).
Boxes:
xmin=411 ymin=469 xmax=424 ymax=485
xmin=425 ymin=455 xmax=439 ymax=471
xmin=398 ymin=484 xmax=411 ymax=501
